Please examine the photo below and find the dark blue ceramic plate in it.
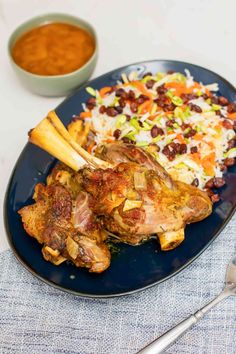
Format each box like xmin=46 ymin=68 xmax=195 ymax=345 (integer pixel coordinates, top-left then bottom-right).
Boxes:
xmin=4 ymin=60 xmax=236 ymax=298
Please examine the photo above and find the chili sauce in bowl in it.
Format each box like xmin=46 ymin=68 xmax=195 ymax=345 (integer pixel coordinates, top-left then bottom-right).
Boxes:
xmin=8 ymin=13 xmax=98 ymax=96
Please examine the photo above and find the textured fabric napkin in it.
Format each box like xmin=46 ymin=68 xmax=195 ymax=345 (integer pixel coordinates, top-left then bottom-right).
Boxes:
xmin=0 ymin=215 xmax=235 ymax=354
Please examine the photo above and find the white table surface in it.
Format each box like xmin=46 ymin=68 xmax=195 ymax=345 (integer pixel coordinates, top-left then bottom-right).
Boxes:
xmin=0 ymin=0 xmax=236 ymax=252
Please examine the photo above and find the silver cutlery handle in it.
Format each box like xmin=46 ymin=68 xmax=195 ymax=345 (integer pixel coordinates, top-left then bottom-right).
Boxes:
xmin=137 ymin=314 xmax=198 ymax=354
xmin=137 ymin=289 xmax=230 ymax=354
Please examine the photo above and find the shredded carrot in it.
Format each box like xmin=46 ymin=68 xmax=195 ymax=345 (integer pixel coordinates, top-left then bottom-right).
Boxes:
xmin=139 ymin=100 xmax=153 ymax=114
xmin=214 ymin=122 xmax=223 ymax=129
xmin=131 ymin=81 xmax=152 ymax=98
xmin=148 ymin=114 xmax=159 ymax=121
xmin=193 ymin=82 xmax=201 ymax=89
xmin=206 ymin=141 xmax=215 ymax=149
xmin=228 ymin=112 xmax=236 ymax=120
xmin=191 ymin=152 xmax=201 ymax=165
xmin=175 ymin=134 xmax=185 ymax=144
xmin=165 ymin=81 xmax=201 ymax=96
xmin=80 ymin=111 xmax=92 ymax=118
xmin=99 ymin=86 xmax=112 ymax=98
xmin=208 ymin=152 xmax=215 ymax=162
xmin=165 ymin=82 xmax=185 ymax=96
xmin=194 ymin=133 xmax=204 ymax=141
xmin=202 ymin=152 xmax=215 ymax=176
xmin=202 ymin=161 xmax=215 ymax=176
xmin=213 ymin=124 xmax=222 ymax=136
xmin=205 ymin=88 xmax=211 ymax=96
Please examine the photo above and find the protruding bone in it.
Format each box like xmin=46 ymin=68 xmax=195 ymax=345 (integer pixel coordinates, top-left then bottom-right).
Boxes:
xmin=29 ymin=111 xmax=113 ymax=171
xmin=158 ymin=228 xmax=185 ymax=251
xmin=29 ymin=117 xmax=85 ymax=171
xmin=47 ymin=111 xmax=112 ymax=169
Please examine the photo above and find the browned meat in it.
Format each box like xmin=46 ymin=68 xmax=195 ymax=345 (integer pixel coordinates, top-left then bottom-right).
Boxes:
xmin=73 ymin=191 xmax=98 ymax=235
xmin=71 ymin=235 xmax=110 ymax=272
xmin=47 ymin=163 xmax=104 ymax=238
xmin=19 ymin=168 xmax=111 ymax=273
xmin=81 ymin=160 xmax=212 ymax=245
xmin=19 ymin=183 xmax=72 ymax=245
xmin=81 ymin=142 xmax=212 ymax=248
xmin=95 ymin=142 xmax=173 ymax=189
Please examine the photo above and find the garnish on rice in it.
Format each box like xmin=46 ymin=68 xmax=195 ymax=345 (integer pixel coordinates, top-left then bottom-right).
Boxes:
xmin=74 ymin=69 xmax=236 ymax=202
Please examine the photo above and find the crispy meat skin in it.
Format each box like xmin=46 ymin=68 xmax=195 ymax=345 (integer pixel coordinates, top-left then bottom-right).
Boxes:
xmin=19 ymin=166 xmax=111 ymax=273
xmin=88 ymin=142 xmax=212 ymax=244
xmin=47 ymin=163 xmax=103 ymax=238
xmin=19 ymin=183 xmax=72 ymax=245
xmin=81 ymin=162 xmax=212 ymax=243
xmin=95 ymin=142 xmax=173 ymax=189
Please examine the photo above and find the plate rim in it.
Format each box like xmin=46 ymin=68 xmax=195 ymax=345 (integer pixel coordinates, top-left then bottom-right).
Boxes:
xmin=4 ymin=59 xmax=236 ymax=298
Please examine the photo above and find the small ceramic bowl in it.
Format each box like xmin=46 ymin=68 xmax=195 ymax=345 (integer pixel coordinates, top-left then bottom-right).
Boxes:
xmin=8 ymin=13 xmax=98 ymax=97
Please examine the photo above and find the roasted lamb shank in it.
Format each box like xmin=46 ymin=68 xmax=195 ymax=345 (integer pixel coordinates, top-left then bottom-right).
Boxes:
xmin=84 ymin=142 xmax=212 ymax=247
xmin=19 ymin=111 xmax=212 ymax=273
xmin=19 ymin=163 xmax=111 ymax=273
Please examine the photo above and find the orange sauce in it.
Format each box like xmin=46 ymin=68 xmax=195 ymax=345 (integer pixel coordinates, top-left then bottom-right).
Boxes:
xmin=12 ymin=22 xmax=95 ymax=76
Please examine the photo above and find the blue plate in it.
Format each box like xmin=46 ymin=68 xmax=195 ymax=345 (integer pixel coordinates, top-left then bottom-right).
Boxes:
xmin=4 ymin=60 xmax=236 ymax=298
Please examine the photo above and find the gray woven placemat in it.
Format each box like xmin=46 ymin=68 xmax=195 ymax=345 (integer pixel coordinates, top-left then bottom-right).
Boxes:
xmin=0 ymin=215 xmax=235 ymax=354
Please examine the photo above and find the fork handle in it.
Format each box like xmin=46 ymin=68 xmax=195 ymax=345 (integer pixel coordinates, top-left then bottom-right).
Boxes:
xmin=137 ymin=289 xmax=230 ymax=354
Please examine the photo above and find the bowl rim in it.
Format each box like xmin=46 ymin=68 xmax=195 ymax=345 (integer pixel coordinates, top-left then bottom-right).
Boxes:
xmin=7 ymin=12 xmax=98 ymax=80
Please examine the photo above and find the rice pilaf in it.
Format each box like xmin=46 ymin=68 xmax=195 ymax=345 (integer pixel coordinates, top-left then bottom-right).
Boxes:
xmin=74 ymin=70 xmax=236 ymax=201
